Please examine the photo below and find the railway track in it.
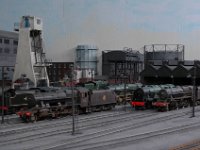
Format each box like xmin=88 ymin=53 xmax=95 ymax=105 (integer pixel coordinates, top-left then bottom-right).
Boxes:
xmin=18 ymin=108 xmax=195 ymax=150
xmin=30 ymin=110 xmax=189 ymax=150
xmin=0 ymin=109 xmax=130 ymax=132
xmin=0 ymin=105 xmax=129 ymax=129
xmin=1 ymin=107 xmax=199 ymax=150
xmin=56 ymin=121 xmax=200 ymax=150
xmin=0 ymin=110 xmax=157 ymax=145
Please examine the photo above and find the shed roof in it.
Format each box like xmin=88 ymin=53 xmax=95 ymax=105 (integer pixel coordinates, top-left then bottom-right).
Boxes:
xmin=172 ymin=65 xmax=190 ymax=77
xmin=157 ymin=65 xmax=173 ymax=77
xmin=140 ymin=65 xmax=158 ymax=77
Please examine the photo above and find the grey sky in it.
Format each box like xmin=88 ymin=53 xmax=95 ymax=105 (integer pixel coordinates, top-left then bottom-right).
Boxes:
xmin=1 ymin=0 xmax=200 ymax=61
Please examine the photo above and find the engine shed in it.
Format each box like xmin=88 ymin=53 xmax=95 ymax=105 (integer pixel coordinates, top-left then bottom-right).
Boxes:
xmin=141 ymin=44 xmax=200 ymax=85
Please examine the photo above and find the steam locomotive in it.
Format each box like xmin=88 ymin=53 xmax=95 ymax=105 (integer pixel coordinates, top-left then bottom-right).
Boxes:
xmin=152 ymin=86 xmax=196 ymax=111
xmin=2 ymin=80 xmax=199 ymax=122
xmin=0 ymin=81 xmax=117 ymax=122
xmin=131 ymin=84 xmax=199 ymax=111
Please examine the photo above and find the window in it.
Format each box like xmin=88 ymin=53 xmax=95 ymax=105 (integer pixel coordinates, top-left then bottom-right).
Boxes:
xmin=13 ymin=48 xmax=17 ymax=54
xmin=13 ymin=40 xmax=18 ymax=45
xmin=0 ymin=38 xmax=2 ymax=43
xmin=4 ymin=39 xmax=9 ymax=44
xmin=0 ymin=47 xmax=2 ymax=53
xmin=37 ymin=19 xmax=41 ymax=24
xmin=4 ymin=48 xmax=10 ymax=53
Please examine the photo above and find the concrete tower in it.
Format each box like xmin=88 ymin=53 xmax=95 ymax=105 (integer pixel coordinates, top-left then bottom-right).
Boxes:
xmin=13 ymin=16 xmax=49 ymax=88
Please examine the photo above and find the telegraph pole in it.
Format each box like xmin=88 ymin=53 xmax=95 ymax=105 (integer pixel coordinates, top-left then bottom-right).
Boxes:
xmin=191 ymin=61 xmax=197 ymax=117
xmin=124 ymin=76 xmax=127 ymax=111
xmin=1 ymin=66 xmax=5 ymax=124
xmin=1 ymin=66 xmax=13 ymax=124
xmin=70 ymin=64 xmax=75 ymax=135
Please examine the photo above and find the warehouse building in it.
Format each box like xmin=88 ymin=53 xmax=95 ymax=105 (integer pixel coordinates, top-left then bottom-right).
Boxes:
xmin=141 ymin=44 xmax=200 ymax=85
xmin=46 ymin=62 xmax=74 ymax=85
xmin=0 ymin=30 xmax=18 ymax=85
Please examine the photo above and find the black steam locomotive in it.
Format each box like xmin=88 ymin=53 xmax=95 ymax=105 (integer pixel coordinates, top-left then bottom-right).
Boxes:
xmin=152 ymin=86 xmax=195 ymax=111
xmin=0 ymin=82 xmax=116 ymax=122
xmin=131 ymin=84 xmax=199 ymax=111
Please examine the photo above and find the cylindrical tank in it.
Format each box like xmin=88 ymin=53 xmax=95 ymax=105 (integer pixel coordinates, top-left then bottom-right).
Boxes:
xmin=76 ymin=45 xmax=98 ymax=75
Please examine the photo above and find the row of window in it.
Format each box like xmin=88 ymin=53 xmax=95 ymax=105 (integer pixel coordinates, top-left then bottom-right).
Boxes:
xmin=0 ymin=38 xmax=18 ymax=45
xmin=0 ymin=47 xmax=17 ymax=54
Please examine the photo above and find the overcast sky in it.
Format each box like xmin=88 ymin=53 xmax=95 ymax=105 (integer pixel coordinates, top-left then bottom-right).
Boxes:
xmin=1 ymin=0 xmax=200 ymax=61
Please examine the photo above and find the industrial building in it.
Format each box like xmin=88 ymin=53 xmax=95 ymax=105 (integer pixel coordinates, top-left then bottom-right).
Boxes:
xmin=102 ymin=48 xmax=143 ymax=83
xmin=46 ymin=62 xmax=73 ymax=85
xmin=0 ymin=30 xmax=99 ymax=85
xmin=1 ymin=24 xmax=200 ymax=86
xmin=141 ymin=44 xmax=200 ymax=85
xmin=0 ymin=30 xmax=18 ymax=85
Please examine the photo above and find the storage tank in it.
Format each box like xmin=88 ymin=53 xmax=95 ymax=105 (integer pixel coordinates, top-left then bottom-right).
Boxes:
xmin=76 ymin=45 xmax=98 ymax=75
